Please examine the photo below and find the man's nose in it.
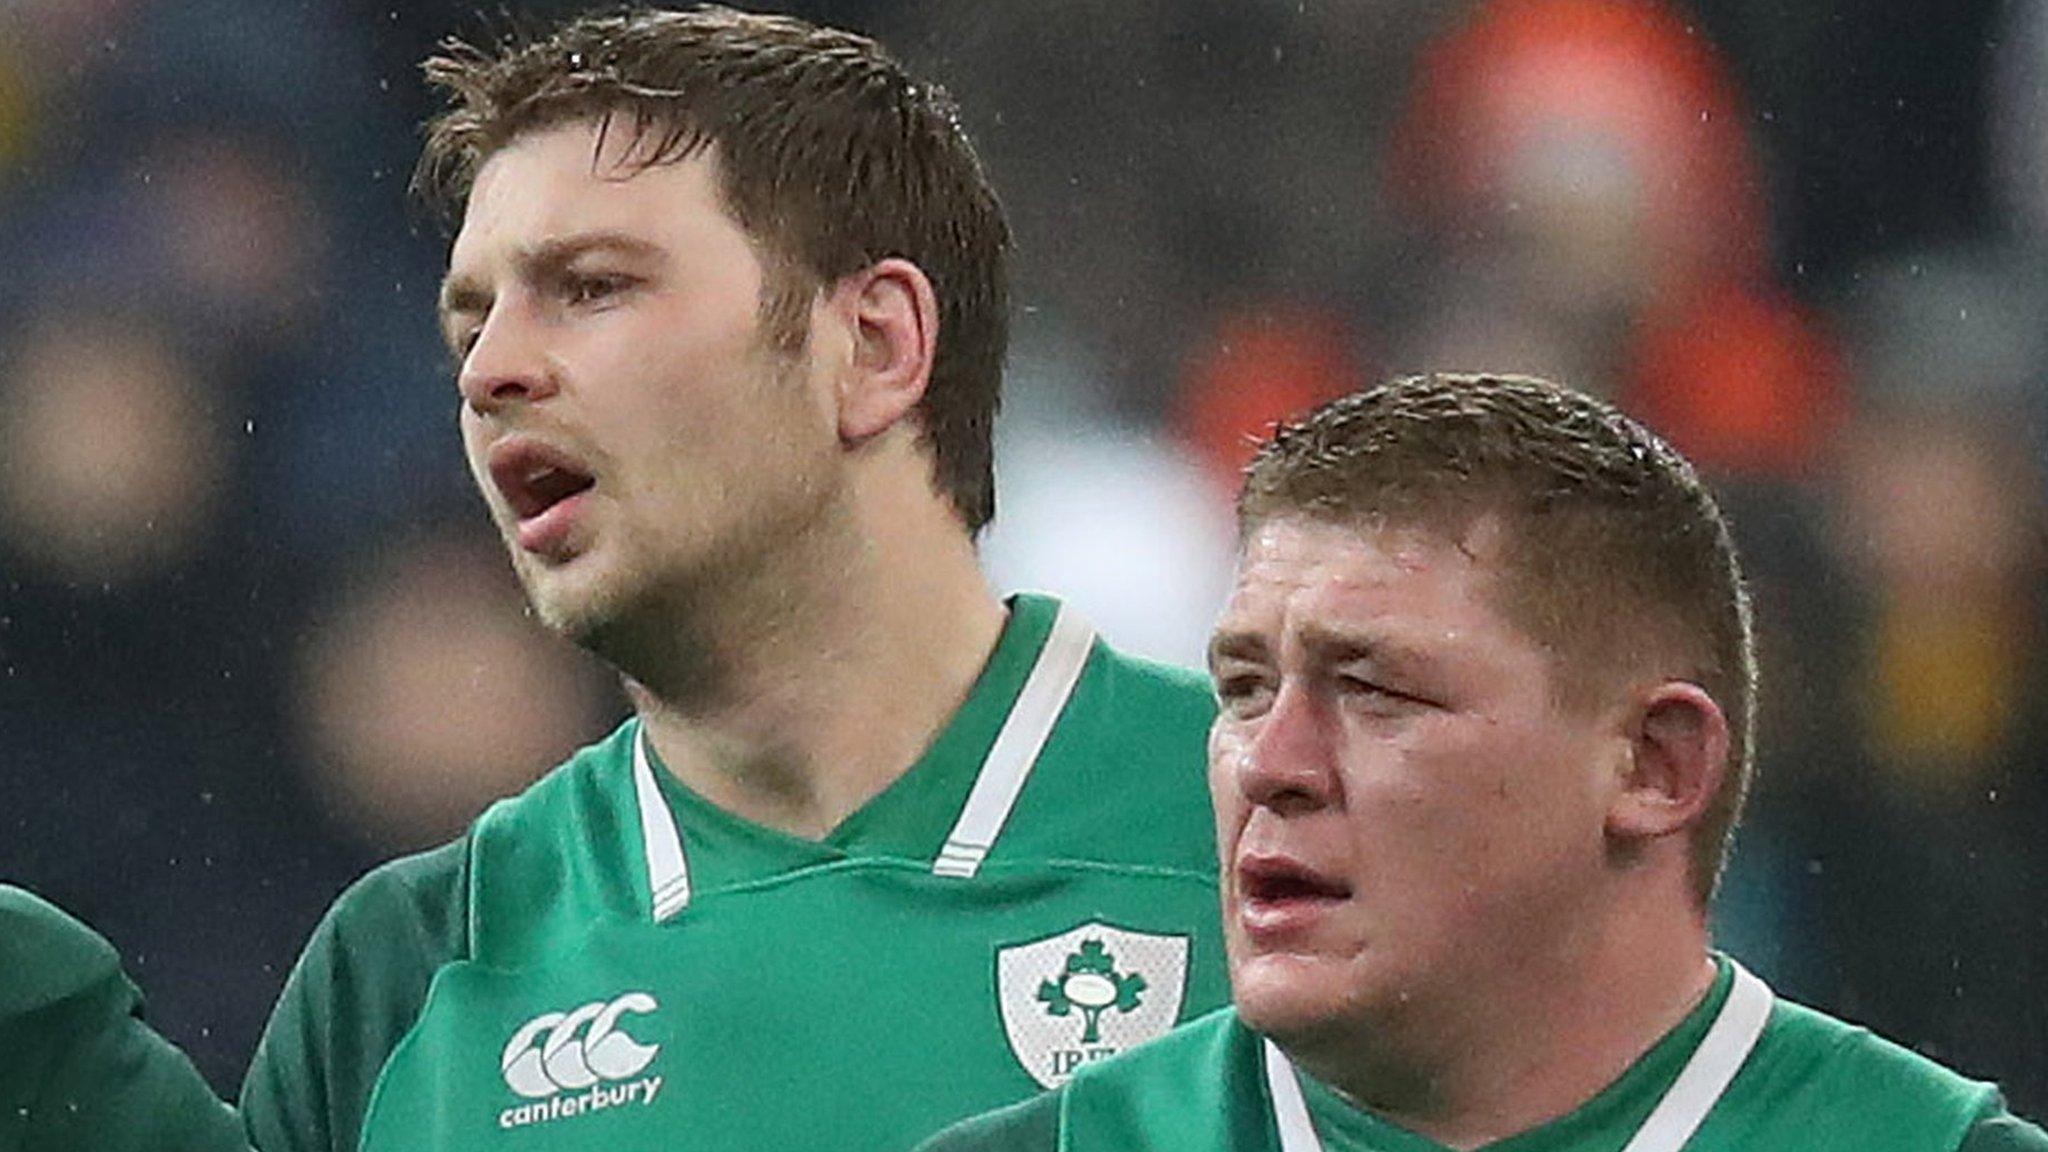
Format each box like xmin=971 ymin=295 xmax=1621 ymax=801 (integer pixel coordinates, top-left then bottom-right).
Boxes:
xmin=458 ymin=307 xmax=559 ymax=415
xmin=1234 ymin=681 xmax=1341 ymax=815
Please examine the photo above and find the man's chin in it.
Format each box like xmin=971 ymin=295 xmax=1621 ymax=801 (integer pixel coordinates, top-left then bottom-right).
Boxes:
xmin=1234 ymin=953 xmax=1354 ymax=1043
xmin=528 ymin=598 xmax=604 ymax=646
xmin=525 ymin=578 xmax=677 ymax=680
xmin=514 ymin=565 xmax=618 ymax=647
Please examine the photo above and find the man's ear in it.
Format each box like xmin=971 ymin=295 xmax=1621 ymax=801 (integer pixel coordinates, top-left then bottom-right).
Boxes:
xmin=827 ymin=257 xmax=938 ymax=445
xmin=1606 ymin=681 xmax=1729 ymax=843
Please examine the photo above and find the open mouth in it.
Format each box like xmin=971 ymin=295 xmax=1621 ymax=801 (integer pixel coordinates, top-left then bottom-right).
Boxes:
xmin=1237 ymin=856 xmax=1353 ymax=905
xmin=489 ymin=442 xmax=596 ymax=523
xmin=508 ymin=463 xmax=594 ymax=520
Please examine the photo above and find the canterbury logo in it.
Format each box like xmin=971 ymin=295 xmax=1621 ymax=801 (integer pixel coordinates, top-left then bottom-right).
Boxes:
xmin=501 ymin=992 xmax=661 ymax=1099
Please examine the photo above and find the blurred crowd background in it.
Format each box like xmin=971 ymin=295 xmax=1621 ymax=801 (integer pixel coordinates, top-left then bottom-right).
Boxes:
xmin=0 ymin=0 xmax=2043 ymax=1114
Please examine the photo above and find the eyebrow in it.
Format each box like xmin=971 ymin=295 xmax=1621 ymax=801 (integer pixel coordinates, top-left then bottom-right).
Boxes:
xmin=1208 ymin=622 xmax=1431 ymax=674
xmin=437 ymin=231 xmax=665 ymax=320
xmin=1296 ymin=624 xmax=1434 ymax=678
xmin=1206 ymin=628 xmax=1268 ymax=671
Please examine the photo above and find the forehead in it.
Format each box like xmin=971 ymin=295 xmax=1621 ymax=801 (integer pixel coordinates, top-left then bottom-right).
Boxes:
xmin=1219 ymin=515 xmax=1517 ymax=643
xmin=448 ymin=119 xmax=730 ymax=271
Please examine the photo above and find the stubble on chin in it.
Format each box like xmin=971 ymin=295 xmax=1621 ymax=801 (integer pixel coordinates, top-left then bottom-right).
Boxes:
xmin=514 ymin=547 xmax=714 ymax=699
xmin=525 ymin=584 xmax=599 ymax=645
xmin=505 ymin=544 xmax=620 ymax=650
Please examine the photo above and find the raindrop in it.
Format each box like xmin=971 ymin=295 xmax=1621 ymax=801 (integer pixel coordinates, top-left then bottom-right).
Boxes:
xmin=244 ymin=419 xmax=257 ymax=435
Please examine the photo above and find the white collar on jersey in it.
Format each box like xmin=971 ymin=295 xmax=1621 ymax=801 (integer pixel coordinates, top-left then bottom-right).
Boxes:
xmin=630 ymin=601 xmax=1099 ymax=924
xmin=1263 ymin=961 xmax=1775 ymax=1152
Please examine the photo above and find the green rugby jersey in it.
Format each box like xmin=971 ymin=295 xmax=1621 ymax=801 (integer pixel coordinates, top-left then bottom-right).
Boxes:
xmin=0 ymin=886 xmax=249 ymax=1152
xmin=242 ymin=594 xmax=1229 ymax=1152
xmin=918 ymin=957 xmax=2048 ymax=1152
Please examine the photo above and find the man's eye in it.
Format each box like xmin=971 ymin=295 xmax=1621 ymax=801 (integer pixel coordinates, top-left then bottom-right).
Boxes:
xmin=1337 ymin=675 xmax=1426 ymax=713
xmin=1214 ymin=673 xmax=1275 ymax=715
xmin=565 ymin=275 xmax=630 ymax=305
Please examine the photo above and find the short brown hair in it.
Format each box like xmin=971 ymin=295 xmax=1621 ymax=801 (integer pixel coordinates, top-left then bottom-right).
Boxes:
xmin=1240 ymin=373 xmax=1756 ymax=905
xmin=415 ymin=5 xmax=1010 ymax=531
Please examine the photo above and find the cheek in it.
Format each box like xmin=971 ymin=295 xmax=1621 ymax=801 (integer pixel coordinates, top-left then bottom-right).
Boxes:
xmin=1340 ymin=729 xmax=1507 ymax=856
xmin=1206 ymin=719 xmax=1246 ymax=793
xmin=458 ymin=412 xmax=493 ymax=488
xmin=1206 ymin=723 xmax=1252 ymax=842
xmin=1400 ymin=728 xmax=1601 ymax=880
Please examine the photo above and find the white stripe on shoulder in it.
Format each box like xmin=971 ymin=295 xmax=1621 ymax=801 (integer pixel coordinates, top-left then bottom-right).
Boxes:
xmin=1617 ymin=962 xmax=1774 ymax=1152
xmin=632 ymin=727 xmax=692 ymax=923
xmin=933 ymin=603 xmax=1097 ymax=878
xmin=1264 ymin=1040 xmax=1326 ymax=1152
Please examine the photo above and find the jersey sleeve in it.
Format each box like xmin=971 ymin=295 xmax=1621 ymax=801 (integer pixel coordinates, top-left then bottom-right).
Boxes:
xmin=240 ymin=838 xmax=471 ymax=1152
xmin=1957 ymin=1104 xmax=2048 ymax=1152
xmin=0 ymin=887 xmax=249 ymax=1152
xmin=911 ymin=1089 xmax=1063 ymax=1152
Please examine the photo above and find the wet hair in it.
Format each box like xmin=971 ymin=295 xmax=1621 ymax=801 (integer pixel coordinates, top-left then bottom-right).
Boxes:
xmin=416 ymin=5 xmax=1009 ymax=530
xmin=1241 ymin=372 xmax=1756 ymax=904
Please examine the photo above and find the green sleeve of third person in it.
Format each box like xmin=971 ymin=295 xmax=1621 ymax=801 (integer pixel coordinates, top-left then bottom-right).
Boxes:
xmin=3 ymin=973 xmax=249 ymax=1152
xmin=0 ymin=885 xmax=247 ymax=1152
xmin=1957 ymin=1107 xmax=2048 ymax=1152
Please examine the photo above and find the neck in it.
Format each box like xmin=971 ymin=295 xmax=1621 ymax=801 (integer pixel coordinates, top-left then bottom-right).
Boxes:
xmin=628 ymin=474 xmax=1006 ymax=840
xmin=1305 ymin=896 xmax=1715 ymax=1150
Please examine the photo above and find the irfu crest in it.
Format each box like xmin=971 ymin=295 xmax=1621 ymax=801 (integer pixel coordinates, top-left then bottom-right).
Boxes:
xmin=1036 ymin=939 xmax=1147 ymax=1043
xmin=996 ymin=922 xmax=1189 ymax=1089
